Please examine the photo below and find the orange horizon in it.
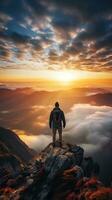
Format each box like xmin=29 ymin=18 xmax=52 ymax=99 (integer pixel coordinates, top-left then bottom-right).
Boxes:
xmin=0 ymin=78 xmax=112 ymax=90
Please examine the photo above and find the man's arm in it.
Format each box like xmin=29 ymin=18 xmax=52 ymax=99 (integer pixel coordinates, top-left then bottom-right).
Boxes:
xmin=62 ymin=111 xmax=66 ymax=128
xmin=49 ymin=111 xmax=53 ymax=128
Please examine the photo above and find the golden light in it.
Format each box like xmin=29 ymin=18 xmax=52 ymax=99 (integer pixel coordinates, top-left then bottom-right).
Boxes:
xmin=54 ymin=70 xmax=81 ymax=84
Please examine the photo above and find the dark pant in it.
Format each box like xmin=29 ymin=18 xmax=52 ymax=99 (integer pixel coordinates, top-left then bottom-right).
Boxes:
xmin=52 ymin=127 xmax=62 ymax=146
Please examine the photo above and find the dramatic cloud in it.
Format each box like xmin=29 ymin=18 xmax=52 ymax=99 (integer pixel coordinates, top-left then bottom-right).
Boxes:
xmin=0 ymin=0 xmax=112 ymax=71
xmin=64 ymin=104 xmax=112 ymax=153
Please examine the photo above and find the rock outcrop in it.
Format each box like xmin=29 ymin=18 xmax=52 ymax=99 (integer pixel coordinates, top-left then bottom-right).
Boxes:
xmin=0 ymin=141 xmax=112 ymax=200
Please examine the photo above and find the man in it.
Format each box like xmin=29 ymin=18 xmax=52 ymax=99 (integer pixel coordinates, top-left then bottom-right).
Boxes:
xmin=49 ymin=102 xmax=66 ymax=147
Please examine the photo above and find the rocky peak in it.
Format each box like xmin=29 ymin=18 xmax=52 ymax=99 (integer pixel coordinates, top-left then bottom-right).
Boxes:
xmin=39 ymin=142 xmax=84 ymax=180
xmin=0 ymin=141 xmax=112 ymax=200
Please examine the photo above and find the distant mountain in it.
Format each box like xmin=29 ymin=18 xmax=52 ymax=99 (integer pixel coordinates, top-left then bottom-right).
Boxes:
xmin=0 ymin=127 xmax=35 ymax=163
xmin=0 ymin=87 xmax=111 ymax=107
xmin=80 ymin=92 xmax=112 ymax=106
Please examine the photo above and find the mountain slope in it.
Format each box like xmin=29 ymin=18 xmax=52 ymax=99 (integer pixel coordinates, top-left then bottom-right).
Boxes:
xmin=0 ymin=127 xmax=35 ymax=163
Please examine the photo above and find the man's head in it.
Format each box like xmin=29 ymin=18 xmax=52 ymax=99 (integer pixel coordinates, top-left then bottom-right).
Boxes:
xmin=55 ymin=102 xmax=59 ymax=108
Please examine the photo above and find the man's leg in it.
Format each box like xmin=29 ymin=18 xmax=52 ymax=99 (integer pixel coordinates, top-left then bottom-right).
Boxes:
xmin=52 ymin=128 xmax=56 ymax=147
xmin=58 ymin=127 xmax=62 ymax=147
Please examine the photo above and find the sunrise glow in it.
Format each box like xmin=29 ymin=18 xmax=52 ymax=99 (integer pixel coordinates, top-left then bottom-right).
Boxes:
xmin=54 ymin=70 xmax=79 ymax=83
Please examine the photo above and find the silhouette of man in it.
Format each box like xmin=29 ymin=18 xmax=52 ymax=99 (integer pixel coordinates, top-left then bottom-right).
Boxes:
xmin=49 ymin=102 xmax=66 ymax=147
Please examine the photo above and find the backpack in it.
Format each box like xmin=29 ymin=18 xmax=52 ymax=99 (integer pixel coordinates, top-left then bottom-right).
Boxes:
xmin=53 ymin=109 xmax=62 ymax=125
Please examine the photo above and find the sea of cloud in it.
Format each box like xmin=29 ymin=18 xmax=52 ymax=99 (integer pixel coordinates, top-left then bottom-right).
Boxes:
xmin=63 ymin=104 xmax=112 ymax=154
xmin=26 ymin=104 xmax=112 ymax=156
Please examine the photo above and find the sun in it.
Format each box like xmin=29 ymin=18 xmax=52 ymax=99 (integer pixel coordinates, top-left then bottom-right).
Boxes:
xmin=54 ymin=70 xmax=77 ymax=83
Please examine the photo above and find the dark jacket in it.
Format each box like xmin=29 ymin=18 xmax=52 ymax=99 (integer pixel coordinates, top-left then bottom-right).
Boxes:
xmin=49 ymin=107 xmax=66 ymax=129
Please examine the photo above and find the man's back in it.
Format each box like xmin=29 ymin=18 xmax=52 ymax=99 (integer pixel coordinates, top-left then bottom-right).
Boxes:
xmin=49 ymin=102 xmax=66 ymax=147
xmin=49 ymin=107 xmax=66 ymax=129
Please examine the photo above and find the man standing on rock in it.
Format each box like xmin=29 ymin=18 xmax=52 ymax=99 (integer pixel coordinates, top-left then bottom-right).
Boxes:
xmin=49 ymin=102 xmax=66 ymax=147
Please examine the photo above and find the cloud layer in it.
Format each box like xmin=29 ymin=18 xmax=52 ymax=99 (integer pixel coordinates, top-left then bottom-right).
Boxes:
xmin=25 ymin=103 xmax=112 ymax=156
xmin=0 ymin=87 xmax=112 ymax=137
xmin=64 ymin=104 xmax=112 ymax=154
xmin=0 ymin=0 xmax=112 ymax=71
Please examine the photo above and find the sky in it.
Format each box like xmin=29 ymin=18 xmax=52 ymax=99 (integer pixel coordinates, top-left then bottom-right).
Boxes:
xmin=0 ymin=0 xmax=112 ymax=89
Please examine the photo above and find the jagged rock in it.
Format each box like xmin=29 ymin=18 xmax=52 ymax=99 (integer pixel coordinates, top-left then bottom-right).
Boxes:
xmin=19 ymin=142 xmax=84 ymax=200
xmin=1 ymin=142 xmax=111 ymax=200
xmin=51 ymin=165 xmax=84 ymax=200
xmin=42 ymin=142 xmax=84 ymax=177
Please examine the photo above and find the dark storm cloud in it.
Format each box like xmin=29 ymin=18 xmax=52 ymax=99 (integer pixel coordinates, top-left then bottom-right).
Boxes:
xmin=0 ymin=0 xmax=112 ymax=71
